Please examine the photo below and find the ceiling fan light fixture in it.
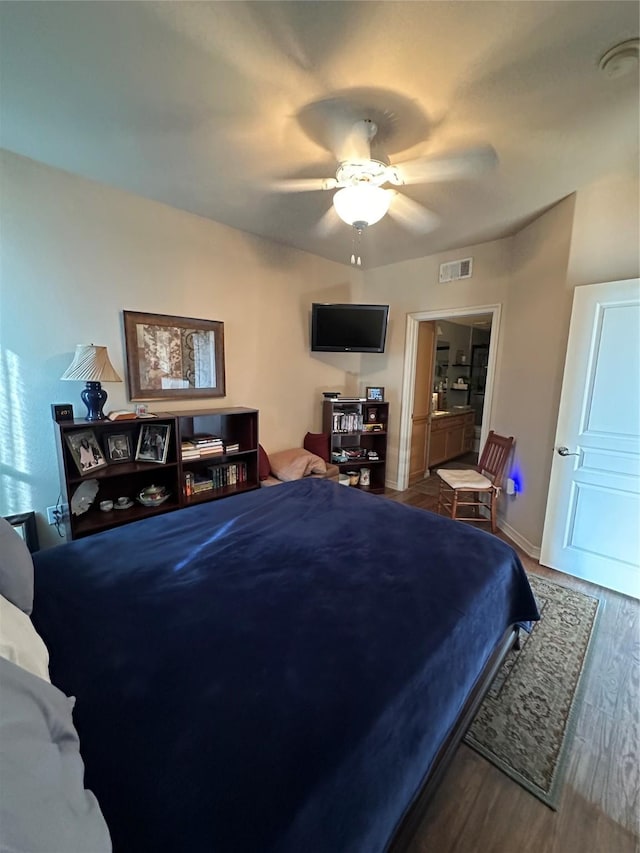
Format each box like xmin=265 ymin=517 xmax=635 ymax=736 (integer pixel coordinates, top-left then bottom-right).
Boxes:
xmin=599 ymin=39 xmax=639 ymax=79
xmin=333 ymin=184 xmax=391 ymax=227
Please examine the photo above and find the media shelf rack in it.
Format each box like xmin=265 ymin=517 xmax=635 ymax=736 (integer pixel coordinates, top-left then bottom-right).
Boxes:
xmin=322 ymin=399 xmax=389 ymax=493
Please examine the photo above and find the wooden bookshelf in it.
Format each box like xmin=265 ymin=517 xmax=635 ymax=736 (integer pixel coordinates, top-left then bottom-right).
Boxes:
xmin=53 ymin=408 xmax=259 ymax=540
xmin=322 ymin=399 xmax=389 ymax=493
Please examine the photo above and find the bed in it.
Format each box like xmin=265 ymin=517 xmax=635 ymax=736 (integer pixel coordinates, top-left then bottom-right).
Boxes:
xmin=28 ymin=478 xmax=538 ymax=852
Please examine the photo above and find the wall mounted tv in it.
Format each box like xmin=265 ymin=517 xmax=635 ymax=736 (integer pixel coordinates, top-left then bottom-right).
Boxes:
xmin=311 ymin=303 xmax=389 ymax=353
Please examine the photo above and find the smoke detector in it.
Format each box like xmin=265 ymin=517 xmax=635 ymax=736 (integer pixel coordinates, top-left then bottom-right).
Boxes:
xmin=599 ymin=39 xmax=639 ymax=79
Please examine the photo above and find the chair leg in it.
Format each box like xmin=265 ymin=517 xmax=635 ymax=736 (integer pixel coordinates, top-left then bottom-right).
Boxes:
xmin=438 ymin=481 xmax=452 ymax=519
xmin=451 ymin=489 xmax=459 ymax=521
xmin=490 ymin=490 xmax=497 ymax=533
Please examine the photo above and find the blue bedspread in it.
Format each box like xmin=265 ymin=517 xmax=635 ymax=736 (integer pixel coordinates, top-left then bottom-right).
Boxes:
xmin=32 ymin=479 xmax=538 ymax=853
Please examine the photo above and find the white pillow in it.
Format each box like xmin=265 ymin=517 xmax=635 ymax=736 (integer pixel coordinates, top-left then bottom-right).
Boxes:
xmin=0 ymin=593 xmax=50 ymax=682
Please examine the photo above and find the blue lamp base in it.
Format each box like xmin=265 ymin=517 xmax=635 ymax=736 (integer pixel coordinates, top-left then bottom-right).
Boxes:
xmin=81 ymin=381 xmax=108 ymax=421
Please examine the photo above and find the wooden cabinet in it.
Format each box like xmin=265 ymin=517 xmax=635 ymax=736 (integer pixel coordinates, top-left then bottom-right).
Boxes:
xmin=53 ymin=408 xmax=259 ymax=540
xmin=428 ymin=411 xmax=475 ymax=468
xmin=322 ymin=399 xmax=389 ymax=493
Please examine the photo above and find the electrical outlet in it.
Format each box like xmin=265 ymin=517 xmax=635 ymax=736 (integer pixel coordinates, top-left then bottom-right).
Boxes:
xmin=47 ymin=504 xmax=68 ymax=525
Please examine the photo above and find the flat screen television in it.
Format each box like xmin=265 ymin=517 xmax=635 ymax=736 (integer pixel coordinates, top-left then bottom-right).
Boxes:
xmin=311 ymin=303 xmax=389 ymax=353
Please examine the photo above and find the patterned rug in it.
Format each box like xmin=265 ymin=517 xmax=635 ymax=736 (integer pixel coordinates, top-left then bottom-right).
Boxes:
xmin=464 ymin=574 xmax=601 ymax=808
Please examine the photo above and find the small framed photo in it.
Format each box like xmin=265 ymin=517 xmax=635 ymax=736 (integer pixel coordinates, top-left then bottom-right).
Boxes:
xmin=65 ymin=429 xmax=108 ymax=476
xmin=135 ymin=423 xmax=171 ymax=464
xmin=366 ymin=386 xmax=384 ymax=402
xmin=105 ymin=433 xmax=133 ymax=464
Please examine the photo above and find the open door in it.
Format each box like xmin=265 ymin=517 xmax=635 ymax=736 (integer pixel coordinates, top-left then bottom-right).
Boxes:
xmin=408 ymin=322 xmax=436 ymax=485
xmin=541 ymin=279 xmax=640 ymax=598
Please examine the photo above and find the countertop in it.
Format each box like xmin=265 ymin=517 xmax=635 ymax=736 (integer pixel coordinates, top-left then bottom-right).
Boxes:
xmin=432 ymin=407 xmax=473 ymax=418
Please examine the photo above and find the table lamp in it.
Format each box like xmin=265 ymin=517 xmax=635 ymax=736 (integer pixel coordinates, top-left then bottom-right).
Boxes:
xmin=61 ymin=344 xmax=122 ymax=421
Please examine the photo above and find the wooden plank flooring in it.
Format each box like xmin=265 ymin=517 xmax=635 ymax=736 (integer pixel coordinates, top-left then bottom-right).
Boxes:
xmin=383 ymin=480 xmax=640 ymax=853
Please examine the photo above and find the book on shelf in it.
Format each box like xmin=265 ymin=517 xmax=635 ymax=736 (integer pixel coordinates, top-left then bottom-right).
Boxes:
xmin=192 ymin=474 xmax=214 ymax=493
xmin=189 ymin=433 xmax=223 ymax=446
xmin=207 ymin=461 xmax=247 ymax=489
xmin=106 ymin=410 xmax=138 ymax=421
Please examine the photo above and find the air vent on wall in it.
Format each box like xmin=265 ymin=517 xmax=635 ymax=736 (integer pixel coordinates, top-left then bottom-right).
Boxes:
xmin=439 ymin=257 xmax=473 ymax=283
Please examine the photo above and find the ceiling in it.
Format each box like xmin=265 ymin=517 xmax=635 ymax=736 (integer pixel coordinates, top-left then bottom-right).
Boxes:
xmin=1 ymin=1 xmax=638 ymax=269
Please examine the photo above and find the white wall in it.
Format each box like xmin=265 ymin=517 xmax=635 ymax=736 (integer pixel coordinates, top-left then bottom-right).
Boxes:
xmin=567 ymin=162 xmax=640 ymax=288
xmin=0 ymin=150 xmax=363 ymax=547
xmin=359 ymin=238 xmax=513 ymax=486
xmin=490 ymin=195 xmax=576 ymax=551
xmin=361 ymin=164 xmax=638 ymax=554
xmin=2 ymin=149 xmax=637 ymax=554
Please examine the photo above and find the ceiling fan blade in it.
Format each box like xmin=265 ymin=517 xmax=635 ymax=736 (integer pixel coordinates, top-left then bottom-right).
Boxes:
xmin=269 ymin=177 xmax=338 ymax=193
xmin=391 ymin=144 xmax=498 ymax=186
xmin=315 ymin=206 xmax=342 ymax=238
xmin=387 ymin=191 xmax=440 ymax=234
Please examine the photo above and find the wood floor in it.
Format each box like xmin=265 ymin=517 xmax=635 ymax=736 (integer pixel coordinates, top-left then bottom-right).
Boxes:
xmin=383 ymin=478 xmax=640 ymax=853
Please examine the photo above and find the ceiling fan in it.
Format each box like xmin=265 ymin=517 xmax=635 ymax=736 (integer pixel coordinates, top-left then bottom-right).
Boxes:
xmin=272 ymin=115 xmax=497 ymax=264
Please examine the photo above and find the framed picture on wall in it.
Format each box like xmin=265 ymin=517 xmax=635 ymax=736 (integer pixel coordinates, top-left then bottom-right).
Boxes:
xmin=123 ymin=310 xmax=226 ymax=401
xmin=366 ymin=386 xmax=385 ymax=402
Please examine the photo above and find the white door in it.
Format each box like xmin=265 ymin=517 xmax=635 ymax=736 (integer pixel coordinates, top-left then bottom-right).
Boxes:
xmin=541 ymin=278 xmax=640 ymax=599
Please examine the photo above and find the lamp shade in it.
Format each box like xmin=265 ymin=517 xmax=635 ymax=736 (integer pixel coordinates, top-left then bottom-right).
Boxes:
xmin=61 ymin=345 xmax=122 ymax=383
xmin=61 ymin=345 xmax=122 ymax=420
xmin=333 ymin=185 xmax=391 ymax=228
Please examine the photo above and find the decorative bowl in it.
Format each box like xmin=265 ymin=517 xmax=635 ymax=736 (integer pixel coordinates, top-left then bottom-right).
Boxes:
xmin=137 ymin=486 xmax=169 ymax=507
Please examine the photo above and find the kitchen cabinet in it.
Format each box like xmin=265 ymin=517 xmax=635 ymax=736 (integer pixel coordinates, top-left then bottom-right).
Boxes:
xmin=428 ymin=410 xmax=475 ymax=468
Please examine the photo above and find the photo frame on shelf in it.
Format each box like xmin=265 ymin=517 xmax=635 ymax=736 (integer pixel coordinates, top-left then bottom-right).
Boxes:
xmin=135 ymin=423 xmax=171 ymax=464
xmin=123 ymin=310 xmax=226 ymax=401
xmin=366 ymin=386 xmax=384 ymax=402
xmin=105 ymin=433 xmax=133 ymax=464
xmin=65 ymin=429 xmax=108 ymax=476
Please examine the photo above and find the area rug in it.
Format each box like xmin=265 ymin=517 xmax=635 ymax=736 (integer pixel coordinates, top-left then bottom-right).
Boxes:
xmin=464 ymin=574 xmax=601 ymax=808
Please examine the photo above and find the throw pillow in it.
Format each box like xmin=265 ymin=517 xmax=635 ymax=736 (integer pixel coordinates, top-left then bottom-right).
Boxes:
xmin=268 ymin=448 xmax=327 ymax=482
xmin=0 ymin=656 xmax=112 ymax=853
xmin=303 ymin=432 xmax=330 ymax=462
xmin=258 ymin=444 xmax=271 ymax=481
xmin=0 ymin=593 xmax=50 ymax=682
xmin=0 ymin=517 xmax=35 ymax=614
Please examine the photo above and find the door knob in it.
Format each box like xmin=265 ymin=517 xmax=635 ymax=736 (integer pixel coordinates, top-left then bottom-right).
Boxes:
xmin=557 ymin=446 xmax=580 ymax=457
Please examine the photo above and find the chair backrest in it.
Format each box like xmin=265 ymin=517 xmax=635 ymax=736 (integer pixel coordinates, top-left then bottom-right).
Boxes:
xmin=477 ymin=431 xmax=514 ymax=486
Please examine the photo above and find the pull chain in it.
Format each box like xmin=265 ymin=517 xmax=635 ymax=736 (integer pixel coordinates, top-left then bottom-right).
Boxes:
xmin=350 ymin=224 xmax=364 ymax=267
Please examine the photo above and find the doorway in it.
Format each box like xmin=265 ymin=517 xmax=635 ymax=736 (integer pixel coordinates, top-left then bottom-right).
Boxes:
xmin=398 ymin=304 xmax=502 ymax=492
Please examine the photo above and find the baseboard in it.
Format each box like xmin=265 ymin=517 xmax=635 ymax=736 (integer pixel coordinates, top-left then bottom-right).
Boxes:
xmin=498 ymin=519 xmax=541 ymax=560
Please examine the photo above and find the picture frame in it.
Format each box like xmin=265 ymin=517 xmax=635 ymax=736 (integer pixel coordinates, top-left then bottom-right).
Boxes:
xmin=135 ymin=423 xmax=171 ymax=464
xmin=366 ymin=386 xmax=385 ymax=402
xmin=105 ymin=432 xmax=133 ymax=464
xmin=65 ymin=429 xmax=108 ymax=476
xmin=123 ymin=310 xmax=226 ymax=401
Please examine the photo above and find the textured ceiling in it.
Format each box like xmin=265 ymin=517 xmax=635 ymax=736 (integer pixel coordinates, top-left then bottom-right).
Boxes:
xmin=1 ymin=1 xmax=638 ymax=268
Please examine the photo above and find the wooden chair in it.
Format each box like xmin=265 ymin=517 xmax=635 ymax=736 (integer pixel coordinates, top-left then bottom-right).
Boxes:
xmin=436 ymin=431 xmax=514 ymax=533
